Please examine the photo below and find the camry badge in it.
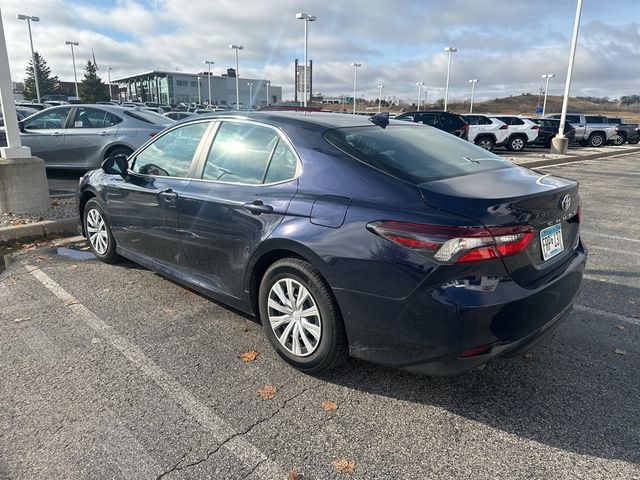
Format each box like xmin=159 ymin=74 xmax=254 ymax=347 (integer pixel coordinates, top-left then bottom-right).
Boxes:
xmin=561 ymin=195 xmax=571 ymax=211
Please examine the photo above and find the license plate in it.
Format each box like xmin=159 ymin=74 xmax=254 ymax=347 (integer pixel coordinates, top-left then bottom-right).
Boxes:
xmin=540 ymin=223 xmax=564 ymax=261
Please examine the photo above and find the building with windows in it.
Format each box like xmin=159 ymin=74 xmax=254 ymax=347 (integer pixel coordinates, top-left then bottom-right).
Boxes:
xmin=113 ymin=69 xmax=282 ymax=107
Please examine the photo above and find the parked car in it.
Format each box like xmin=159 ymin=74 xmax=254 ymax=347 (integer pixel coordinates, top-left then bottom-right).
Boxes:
xmin=606 ymin=117 xmax=639 ymax=145
xmin=462 ymin=114 xmax=508 ymax=151
xmin=3 ymin=105 xmax=174 ymax=169
xmin=529 ymin=118 xmax=576 ymax=148
xmin=15 ymin=102 xmax=47 ymax=111
xmin=164 ymin=111 xmax=193 ymax=121
xmin=77 ymin=112 xmax=586 ymax=375
xmin=395 ymin=111 xmax=469 ymax=139
xmin=545 ymin=114 xmax=616 ymax=147
xmin=0 ymin=106 xmax=38 ymax=127
xmin=492 ymin=115 xmax=539 ymax=151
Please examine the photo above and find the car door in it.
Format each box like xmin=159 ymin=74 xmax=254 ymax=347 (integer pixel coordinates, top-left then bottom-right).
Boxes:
xmin=20 ymin=107 xmax=72 ymax=165
xmin=566 ymin=115 xmax=585 ymax=139
xmin=178 ymin=120 xmax=300 ymax=298
xmin=64 ymin=107 xmax=121 ymax=169
xmin=103 ymin=120 xmax=212 ymax=272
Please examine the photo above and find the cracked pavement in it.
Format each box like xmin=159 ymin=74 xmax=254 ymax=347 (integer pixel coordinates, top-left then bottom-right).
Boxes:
xmin=1 ymin=155 xmax=640 ymax=479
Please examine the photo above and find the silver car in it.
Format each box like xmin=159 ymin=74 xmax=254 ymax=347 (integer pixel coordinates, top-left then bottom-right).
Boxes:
xmin=15 ymin=105 xmax=175 ymax=169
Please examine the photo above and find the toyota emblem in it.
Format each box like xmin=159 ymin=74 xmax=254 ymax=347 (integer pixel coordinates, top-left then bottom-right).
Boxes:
xmin=561 ymin=195 xmax=571 ymax=211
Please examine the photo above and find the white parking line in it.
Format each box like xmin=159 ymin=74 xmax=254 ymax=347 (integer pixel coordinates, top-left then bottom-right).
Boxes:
xmin=581 ymin=231 xmax=640 ymax=244
xmin=25 ymin=264 xmax=282 ymax=479
xmin=574 ymin=304 xmax=640 ymax=326
xmin=587 ymin=245 xmax=640 ymax=257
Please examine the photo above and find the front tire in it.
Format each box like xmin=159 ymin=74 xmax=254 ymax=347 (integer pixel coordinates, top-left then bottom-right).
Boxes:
xmin=258 ymin=258 xmax=348 ymax=374
xmin=611 ymin=134 xmax=625 ymax=146
xmin=83 ymin=198 xmax=119 ymax=264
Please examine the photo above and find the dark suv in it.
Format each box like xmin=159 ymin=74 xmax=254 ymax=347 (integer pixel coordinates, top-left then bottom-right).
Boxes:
xmin=395 ymin=111 xmax=469 ymax=139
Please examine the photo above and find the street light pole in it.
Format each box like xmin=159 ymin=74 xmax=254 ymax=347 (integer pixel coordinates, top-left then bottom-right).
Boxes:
xmin=17 ymin=14 xmax=41 ymax=103
xmin=229 ymin=45 xmax=243 ymax=109
xmin=247 ymin=82 xmax=253 ymax=109
xmin=351 ymin=63 xmax=361 ymax=114
xmin=266 ymin=81 xmax=270 ymax=106
xmin=65 ymin=40 xmax=79 ymax=98
xmin=468 ymin=79 xmax=478 ymax=113
xmin=416 ymin=81 xmax=424 ymax=110
xmin=106 ymin=66 xmax=113 ymax=100
xmin=296 ymin=13 xmax=316 ymax=108
xmin=377 ymin=84 xmax=384 ymax=113
xmin=443 ymin=46 xmax=457 ymax=111
xmin=197 ymin=76 xmax=202 ymax=104
xmin=204 ymin=60 xmax=214 ymax=107
xmin=541 ymin=73 xmax=555 ymax=117
xmin=552 ymin=0 xmax=583 ymax=154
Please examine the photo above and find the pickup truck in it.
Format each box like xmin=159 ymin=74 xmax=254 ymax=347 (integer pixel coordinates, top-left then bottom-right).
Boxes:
xmin=545 ymin=113 xmax=616 ymax=147
xmin=607 ymin=117 xmax=640 ymax=145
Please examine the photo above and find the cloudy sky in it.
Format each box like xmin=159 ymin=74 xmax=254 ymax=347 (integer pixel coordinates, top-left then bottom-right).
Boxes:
xmin=3 ymin=0 xmax=639 ymax=102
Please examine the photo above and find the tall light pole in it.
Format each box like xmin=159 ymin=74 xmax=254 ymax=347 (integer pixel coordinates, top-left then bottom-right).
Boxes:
xmin=247 ymin=82 xmax=254 ymax=109
xmin=377 ymin=83 xmax=384 ymax=113
xmin=17 ymin=14 xmax=41 ymax=103
xmin=541 ymin=73 xmax=555 ymax=117
xmin=468 ymin=79 xmax=478 ymax=113
xmin=443 ymin=46 xmax=457 ymax=111
xmin=106 ymin=66 xmax=113 ymax=101
xmin=552 ymin=0 xmax=583 ymax=154
xmin=197 ymin=76 xmax=202 ymax=104
xmin=296 ymin=13 xmax=316 ymax=108
xmin=65 ymin=40 xmax=79 ymax=98
xmin=265 ymin=81 xmax=270 ymax=106
xmin=229 ymin=44 xmax=243 ymax=109
xmin=416 ymin=81 xmax=424 ymax=110
xmin=204 ymin=60 xmax=214 ymax=107
xmin=351 ymin=63 xmax=361 ymax=114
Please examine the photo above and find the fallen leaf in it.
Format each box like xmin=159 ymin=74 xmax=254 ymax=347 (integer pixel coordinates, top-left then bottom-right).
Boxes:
xmin=14 ymin=316 xmax=31 ymax=323
xmin=239 ymin=350 xmax=259 ymax=362
xmin=65 ymin=300 xmax=79 ymax=306
xmin=331 ymin=457 xmax=355 ymax=475
xmin=287 ymin=468 xmax=300 ymax=480
xmin=614 ymin=349 xmax=627 ymax=355
xmin=182 ymin=290 xmax=197 ymax=297
xmin=522 ymin=352 xmax=533 ymax=359
xmin=91 ymin=338 xmax=100 ymax=344
xmin=257 ymin=384 xmax=276 ymax=400
xmin=616 ymin=325 xmax=626 ymax=331
xmin=321 ymin=400 xmax=338 ymax=411
xmin=242 ymin=325 xmax=251 ymax=332
xmin=103 ymin=288 xmax=111 ymax=292
xmin=68 ymin=265 xmax=79 ymax=270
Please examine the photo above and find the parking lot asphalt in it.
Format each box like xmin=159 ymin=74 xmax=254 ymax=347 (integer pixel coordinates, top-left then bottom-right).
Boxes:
xmin=1 ymin=155 xmax=639 ymax=479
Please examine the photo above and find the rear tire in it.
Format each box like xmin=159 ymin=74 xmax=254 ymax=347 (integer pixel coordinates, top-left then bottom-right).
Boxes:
xmin=258 ymin=258 xmax=348 ymax=374
xmin=587 ymin=132 xmax=605 ymax=147
xmin=628 ymin=138 xmax=639 ymax=145
xmin=507 ymin=135 xmax=526 ymax=152
xmin=611 ymin=134 xmax=625 ymax=146
xmin=83 ymin=199 xmax=119 ymax=264
xmin=475 ymin=136 xmax=495 ymax=151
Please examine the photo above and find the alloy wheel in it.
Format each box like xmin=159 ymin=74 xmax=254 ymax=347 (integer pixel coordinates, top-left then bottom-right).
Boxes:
xmin=86 ymin=208 xmax=109 ymax=255
xmin=267 ymin=278 xmax=322 ymax=357
xmin=477 ymin=138 xmax=492 ymax=150
xmin=511 ymin=138 xmax=525 ymax=150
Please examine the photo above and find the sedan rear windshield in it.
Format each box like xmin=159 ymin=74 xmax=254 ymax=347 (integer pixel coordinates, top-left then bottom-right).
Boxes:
xmin=324 ymin=124 xmax=513 ymax=184
xmin=123 ymin=109 xmax=174 ymax=125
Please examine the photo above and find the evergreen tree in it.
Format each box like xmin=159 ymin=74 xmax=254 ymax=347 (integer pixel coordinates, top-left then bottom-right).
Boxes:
xmin=78 ymin=60 xmax=109 ymax=103
xmin=23 ymin=52 xmax=60 ymax=100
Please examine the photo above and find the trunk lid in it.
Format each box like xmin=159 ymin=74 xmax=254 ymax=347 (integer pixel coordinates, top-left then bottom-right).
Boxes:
xmin=419 ymin=166 xmax=580 ymax=286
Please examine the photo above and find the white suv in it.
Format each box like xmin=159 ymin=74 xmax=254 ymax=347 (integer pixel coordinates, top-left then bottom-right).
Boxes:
xmin=462 ymin=114 xmax=509 ymax=151
xmin=492 ymin=115 xmax=540 ymax=151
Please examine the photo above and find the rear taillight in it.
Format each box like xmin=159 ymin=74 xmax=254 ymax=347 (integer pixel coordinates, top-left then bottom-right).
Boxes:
xmin=462 ymin=124 xmax=469 ymax=130
xmin=367 ymin=221 xmax=534 ymax=264
xmin=499 ymin=124 xmax=508 ymax=130
xmin=531 ymin=125 xmax=539 ymax=130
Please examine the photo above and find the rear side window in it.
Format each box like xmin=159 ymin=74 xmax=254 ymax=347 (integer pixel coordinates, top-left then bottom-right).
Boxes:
xmin=71 ymin=107 xmax=122 ymax=128
xmin=202 ymin=122 xmax=279 ymax=184
xmin=585 ymin=116 xmax=606 ymax=124
xmin=440 ymin=113 xmax=464 ymax=129
xmin=415 ymin=113 xmax=439 ymax=127
xmin=124 ymin=109 xmax=174 ymax=125
xmin=325 ymin=125 xmax=513 ymax=184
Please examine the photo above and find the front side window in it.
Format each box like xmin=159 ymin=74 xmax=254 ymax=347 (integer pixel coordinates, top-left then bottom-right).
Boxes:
xmin=24 ymin=107 xmax=72 ymax=130
xmin=202 ymin=122 xmax=280 ymax=184
xmin=566 ymin=115 xmax=581 ymax=123
xmin=325 ymin=124 xmax=513 ymax=185
xmin=132 ymin=122 xmax=209 ymax=177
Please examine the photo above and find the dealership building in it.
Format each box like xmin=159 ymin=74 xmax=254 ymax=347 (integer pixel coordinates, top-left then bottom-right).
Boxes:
xmin=113 ymin=69 xmax=282 ymax=107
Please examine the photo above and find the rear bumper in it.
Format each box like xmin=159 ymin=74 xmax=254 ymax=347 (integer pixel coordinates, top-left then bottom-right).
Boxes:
xmin=335 ymin=242 xmax=586 ymax=375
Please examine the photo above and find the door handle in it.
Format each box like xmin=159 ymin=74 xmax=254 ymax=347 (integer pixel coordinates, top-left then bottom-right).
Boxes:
xmin=50 ymin=132 xmax=62 ymax=136
xmin=242 ymin=200 xmax=273 ymax=215
xmin=98 ymin=131 xmax=108 ymax=136
xmin=159 ymin=189 xmax=179 ymax=205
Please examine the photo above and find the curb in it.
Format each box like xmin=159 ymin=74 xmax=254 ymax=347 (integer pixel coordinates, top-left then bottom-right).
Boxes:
xmin=514 ymin=146 xmax=640 ymax=168
xmin=0 ymin=217 xmax=80 ymax=245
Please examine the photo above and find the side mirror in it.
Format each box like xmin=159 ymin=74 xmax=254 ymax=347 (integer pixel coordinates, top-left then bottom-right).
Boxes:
xmin=101 ymin=153 xmax=129 ymax=177
xmin=18 ymin=120 xmax=25 ymax=132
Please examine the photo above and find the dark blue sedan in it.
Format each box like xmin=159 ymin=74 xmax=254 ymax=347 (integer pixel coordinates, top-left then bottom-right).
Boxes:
xmin=77 ymin=112 xmax=586 ymax=375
